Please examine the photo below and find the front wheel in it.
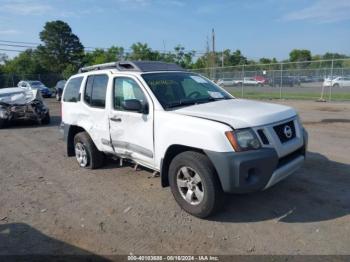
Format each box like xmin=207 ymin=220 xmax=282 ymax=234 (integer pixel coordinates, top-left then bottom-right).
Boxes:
xmin=169 ymin=151 xmax=223 ymax=218
xmin=73 ymin=132 xmax=104 ymax=169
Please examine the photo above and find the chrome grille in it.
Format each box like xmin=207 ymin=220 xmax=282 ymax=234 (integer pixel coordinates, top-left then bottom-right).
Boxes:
xmin=273 ymin=120 xmax=296 ymax=143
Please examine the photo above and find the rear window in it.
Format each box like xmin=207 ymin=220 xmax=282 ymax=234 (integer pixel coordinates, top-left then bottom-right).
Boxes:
xmin=63 ymin=77 xmax=83 ymax=102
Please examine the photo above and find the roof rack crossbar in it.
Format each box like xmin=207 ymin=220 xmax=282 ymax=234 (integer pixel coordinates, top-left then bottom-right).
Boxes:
xmin=78 ymin=62 xmax=118 ymax=73
xmin=78 ymin=61 xmax=186 ymax=73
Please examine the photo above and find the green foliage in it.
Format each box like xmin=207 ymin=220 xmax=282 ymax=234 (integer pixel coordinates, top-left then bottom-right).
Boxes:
xmin=289 ymin=49 xmax=312 ymax=62
xmin=3 ymin=49 xmax=45 ymax=75
xmin=172 ymin=45 xmax=195 ymax=69
xmin=128 ymin=42 xmax=161 ymax=61
xmin=84 ymin=46 xmax=124 ymax=65
xmin=37 ymin=20 xmax=84 ymax=73
xmin=0 ymin=53 xmax=8 ymax=64
xmin=62 ymin=64 xmax=78 ymax=79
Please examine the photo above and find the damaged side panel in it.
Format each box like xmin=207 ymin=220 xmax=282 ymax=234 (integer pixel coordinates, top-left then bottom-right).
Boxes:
xmin=0 ymin=87 xmax=50 ymax=127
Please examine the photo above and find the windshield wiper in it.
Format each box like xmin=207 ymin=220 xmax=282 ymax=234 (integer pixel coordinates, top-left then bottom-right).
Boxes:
xmin=164 ymin=99 xmax=198 ymax=109
xmin=164 ymin=97 xmax=232 ymax=109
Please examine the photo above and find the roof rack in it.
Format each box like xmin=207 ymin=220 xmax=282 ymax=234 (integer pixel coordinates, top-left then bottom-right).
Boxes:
xmin=78 ymin=61 xmax=186 ymax=73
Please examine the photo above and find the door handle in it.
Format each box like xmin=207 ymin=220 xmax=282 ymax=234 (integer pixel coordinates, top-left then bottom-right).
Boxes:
xmin=110 ymin=117 xmax=122 ymax=122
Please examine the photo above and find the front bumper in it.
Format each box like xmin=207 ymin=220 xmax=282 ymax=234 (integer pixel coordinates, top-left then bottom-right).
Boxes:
xmin=0 ymin=102 xmax=49 ymax=122
xmin=205 ymin=130 xmax=308 ymax=194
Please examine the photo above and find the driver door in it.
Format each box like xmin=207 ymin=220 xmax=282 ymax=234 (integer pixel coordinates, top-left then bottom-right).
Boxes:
xmin=109 ymin=75 xmax=154 ymax=168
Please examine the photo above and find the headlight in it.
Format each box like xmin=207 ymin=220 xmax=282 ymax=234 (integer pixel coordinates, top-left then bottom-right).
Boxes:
xmin=225 ymin=129 xmax=261 ymax=152
xmin=0 ymin=106 xmax=9 ymax=119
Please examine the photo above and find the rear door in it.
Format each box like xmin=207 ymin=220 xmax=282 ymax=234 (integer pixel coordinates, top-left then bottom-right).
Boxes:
xmin=81 ymin=74 xmax=112 ymax=152
xmin=109 ymin=75 xmax=154 ymax=168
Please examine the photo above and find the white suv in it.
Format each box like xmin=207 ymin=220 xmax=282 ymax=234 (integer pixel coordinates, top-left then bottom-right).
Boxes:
xmin=61 ymin=61 xmax=308 ymax=218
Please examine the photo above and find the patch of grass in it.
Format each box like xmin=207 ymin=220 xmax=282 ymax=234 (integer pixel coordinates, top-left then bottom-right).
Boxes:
xmin=229 ymin=91 xmax=350 ymax=101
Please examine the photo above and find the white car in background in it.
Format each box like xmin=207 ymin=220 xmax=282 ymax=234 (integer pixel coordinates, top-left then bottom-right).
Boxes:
xmin=217 ymin=78 xmax=235 ymax=86
xmin=323 ymin=77 xmax=350 ymax=88
xmin=234 ymin=77 xmax=261 ymax=86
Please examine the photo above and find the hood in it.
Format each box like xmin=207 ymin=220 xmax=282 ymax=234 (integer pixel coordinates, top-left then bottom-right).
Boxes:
xmin=0 ymin=87 xmax=42 ymax=105
xmin=173 ymin=99 xmax=296 ymax=129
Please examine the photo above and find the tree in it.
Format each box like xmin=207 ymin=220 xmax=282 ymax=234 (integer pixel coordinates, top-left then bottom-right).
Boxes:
xmin=37 ymin=20 xmax=84 ymax=73
xmin=227 ymin=49 xmax=248 ymax=66
xmin=128 ymin=42 xmax=161 ymax=61
xmin=259 ymin=57 xmax=273 ymax=64
xmin=172 ymin=45 xmax=195 ymax=69
xmin=0 ymin=53 xmax=8 ymax=64
xmin=322 ymin=52 xmax=348 ymax=60
xmin=84 ymin=46 xmax=124 ymax=65
xmin=289 ymin=49 xmax=312 ymax=62
xmin=3 ymin=49 xmax=44 ymax=75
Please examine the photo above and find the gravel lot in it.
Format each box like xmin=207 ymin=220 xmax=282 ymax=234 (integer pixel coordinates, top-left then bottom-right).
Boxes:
xmin=0 ymin=99 xmax=349 ymax=256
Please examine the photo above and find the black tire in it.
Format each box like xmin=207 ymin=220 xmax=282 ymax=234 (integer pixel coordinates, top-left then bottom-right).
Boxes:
xmin=73 ymin=132 xmax=104 ymax=169
xmin=169 ymin=151 xmax=223 ymax=218
xmin=41 ymin=112 xmax=51 ymax=125
xmin=333 ymin=83 xmax=339 ymax=87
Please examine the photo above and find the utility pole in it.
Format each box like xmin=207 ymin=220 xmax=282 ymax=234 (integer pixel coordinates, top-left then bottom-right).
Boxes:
xmin=212 ymin=28 xmax=216 ymax=66
xmin=162 ymin=40 xmax=166 ymax=53
xmin=211 ymin=28 xmax=216 ymax=79
xmin=206 ymin=35 xmax=210 ymax=68
xmin=212 ymin=28 xmax=215 ymax=54
xmin=222 ymin=48 xmax=224 ymax=67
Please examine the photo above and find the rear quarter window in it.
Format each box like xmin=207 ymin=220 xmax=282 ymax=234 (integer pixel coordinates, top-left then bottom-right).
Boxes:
xmin=84 ymin=74 xmax=108 ymax=108
xmin=63 ymin=77 xmax=84 ymax=102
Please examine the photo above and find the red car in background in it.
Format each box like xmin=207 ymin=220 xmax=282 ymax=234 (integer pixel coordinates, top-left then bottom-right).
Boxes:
xmin=254 ymin=76 xmax=269 ymax=85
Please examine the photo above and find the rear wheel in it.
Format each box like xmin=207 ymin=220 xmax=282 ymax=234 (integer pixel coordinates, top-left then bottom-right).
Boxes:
xmin=333 ymin=83 xmax=339 ymax=87
xmin=169 ymin=151 xmax=223 ymax=218
xmin=74 ymin=132 xmax=104 ymax=169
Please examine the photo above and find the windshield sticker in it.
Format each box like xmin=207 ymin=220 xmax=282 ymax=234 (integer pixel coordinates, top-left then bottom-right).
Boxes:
xmin=191 ymin=76 xmax=208 ymax=84
xmin=208 ymin=91 xmax=224 ymax=99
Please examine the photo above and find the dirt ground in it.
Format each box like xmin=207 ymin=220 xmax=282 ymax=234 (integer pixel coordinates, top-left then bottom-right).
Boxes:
xmin=0 ymin=99 xmax=349 ymax=256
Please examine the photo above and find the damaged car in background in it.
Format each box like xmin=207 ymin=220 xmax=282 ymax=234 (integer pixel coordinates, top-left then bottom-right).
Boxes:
xmin=0 ymin=87 xmax=50 ymax=128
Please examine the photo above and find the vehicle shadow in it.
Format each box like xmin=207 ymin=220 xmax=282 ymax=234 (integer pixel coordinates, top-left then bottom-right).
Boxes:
xmin=210 ymin=151 xmax=350 ymax=223
xmin=0 ymin=223 xmax=110 ymax=260
xmin=4 ymin=116 xmax=61 ymax=129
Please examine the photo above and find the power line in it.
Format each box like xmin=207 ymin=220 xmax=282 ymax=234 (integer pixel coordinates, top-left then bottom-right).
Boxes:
xmin=0 ymin=39 xmax=208 ymax=55
xmin=0 ymin=39 xmax=39 ymax=46
xmin=0 ymin=48 xmax=25 ymax=52
xmin=0 ymin=43 xmax=37 ymax=48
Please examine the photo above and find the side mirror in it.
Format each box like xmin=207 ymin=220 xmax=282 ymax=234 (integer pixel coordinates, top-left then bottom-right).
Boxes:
xmin=121 ymin=99 xmax=148 ymax=113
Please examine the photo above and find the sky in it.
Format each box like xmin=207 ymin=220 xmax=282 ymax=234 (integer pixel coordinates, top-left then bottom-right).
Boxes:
xmin=0 ymin=0 xmax=349 ymax=60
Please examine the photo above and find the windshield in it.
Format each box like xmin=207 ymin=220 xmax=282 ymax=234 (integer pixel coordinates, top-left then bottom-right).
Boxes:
xmin=29 ymin=81 xmax=44 ymax=88
xmin=142 ymin=72 xmax=232 ymax=109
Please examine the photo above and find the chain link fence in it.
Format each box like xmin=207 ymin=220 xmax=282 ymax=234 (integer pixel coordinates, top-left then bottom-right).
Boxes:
xmin=191 ymin=58 xmax=350 ymax=101
xmin=0 ymin=73 xmax=64 ymax=90
xmin=1 ymin=59 xmax=350 ymax=101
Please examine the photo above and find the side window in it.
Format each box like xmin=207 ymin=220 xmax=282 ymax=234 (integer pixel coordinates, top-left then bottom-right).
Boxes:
xmin=84 ymin=74 xmax=108 ymax=108
xmin=84 ymin=76 xmax=94 ymax=105
xmin=113 ymin=77 xmax=146 ymax=111
xmin=63 ymin=77 xmax=83 ymax=102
